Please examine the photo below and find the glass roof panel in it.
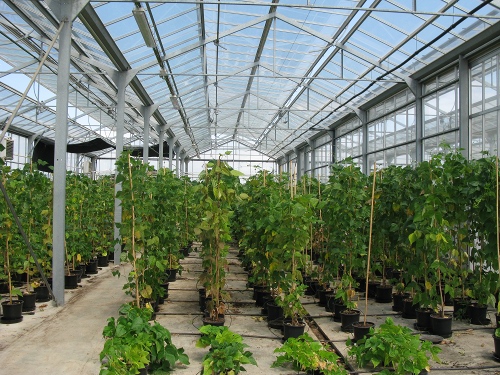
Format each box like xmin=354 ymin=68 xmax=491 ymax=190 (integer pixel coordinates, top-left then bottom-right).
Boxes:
xmin=0 ymin=0 xmax=498 ymax=160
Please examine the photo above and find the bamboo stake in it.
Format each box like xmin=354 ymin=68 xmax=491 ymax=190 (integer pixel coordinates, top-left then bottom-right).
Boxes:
xmin=127 ymin=154 xmax=140 ymax=308
xmin=496 ymin=157 xmax=500 ymax=308
xmin=364 ymin=162 xmax=377 ymax=325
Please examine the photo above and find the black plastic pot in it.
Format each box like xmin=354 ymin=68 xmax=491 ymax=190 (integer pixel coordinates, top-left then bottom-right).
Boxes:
xmin=340 ymin=309 xmax=360 ymax=333
xmin=1 ymin=300 xmax=24 ymax=324
xmin=267 ymin=301 xmax=283 ymax=322
xmin=317 ymin=288 xmax=329 ymax=307
xmin=392 ymin=293 xmax=407 ymax=312
xmin=261 ymin=295 xmax=273 ymax=315
xmin=165 ymin=268 xmax=177 ymax=282
xmin=352 ymin=321 xmax=374 ymax=343
xmin=20 ymin=292 xmax=36 ymax=312
xmin=70 ymin=268 xmax=82 ymax=283
xmin=200 ymin=296 xmax=212 ymax=313
xmin=85 ymin=260 xmax=98 ymax=275
xmin=35 ymin=285 xmax=51 ymax=302
xmin=430 ymin=313 xmax=452 ymax=338
xmin=333 ymin=301 xmax=346 ymax=322
xmin=367 ymin=282 xmax=378 ymax=298
xmin=97 ymin=255 xmax=109 ymax=267
xmin=65 ymin=273 xmax=78 ymax=289
xmin=356 ymin=277 xmax=366 ymax=293
xmin=416 ymin=308 xmax=433 ymax=331
xmin=283 ymin=322 xmax=305 ymax=341
xmin=453 ymin=298 xmax=470 ymax=319
xmin=305 ymin=279 xmax=319 ymax=296
xmin=469 ymin=303 xmax=488 ymax=325
xmin=161 ymin=282 xmax=170 ymax=299
xmin=255 ymin=289 xmax=271 ymax=307
xmin=76 ymin=264 xmax=88 ymax=279
xmin=202 ymin=316 xmax=225 ymax=326
xmin=325 ymin=292 xmax=335 ymax=312
xmin=375 ymin=284 xmax=393 ymax=303
xmin=0 ymin=282 xmax=9 ymax=293
xmin=402 ymin=298 xmax=417 ymax=319
xmin=493 ymin=334 xmax=500 ymax=360
xmin=252 ymin=285 xmax=264 ymax=300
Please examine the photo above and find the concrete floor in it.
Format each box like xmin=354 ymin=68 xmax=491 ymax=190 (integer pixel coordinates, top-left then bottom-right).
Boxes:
xmin=1 ymin=248 xmax=500 ymax=375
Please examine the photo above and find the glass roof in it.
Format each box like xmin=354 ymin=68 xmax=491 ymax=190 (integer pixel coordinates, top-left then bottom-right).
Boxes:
xmin=0 ymin=0 xmax=499 ymax=160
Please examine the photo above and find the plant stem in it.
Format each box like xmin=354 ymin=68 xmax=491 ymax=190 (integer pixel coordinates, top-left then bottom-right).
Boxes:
xmin=365 ymin=162 xmax=377 ymax=325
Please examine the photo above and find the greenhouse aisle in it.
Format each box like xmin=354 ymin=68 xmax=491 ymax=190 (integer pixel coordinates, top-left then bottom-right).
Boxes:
xmin=1 ymin=245 xmax=500 ymax=374
xmin=0 ymin=263 xmax=131 ymax=375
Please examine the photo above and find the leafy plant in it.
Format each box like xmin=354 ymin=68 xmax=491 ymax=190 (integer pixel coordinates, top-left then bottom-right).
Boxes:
xmin=272 ymin=333 xmax=348 ymax=375
xmin=348 ymin=317 xmax=441 ymax=375
xmin=197 ymin=325 xmax=257 ymax=375
xmin=195 ymin=153 xmax=242 ymax=321
xmin=276 ymin=283 xmax=307 ymax=325
xmin=323 ymin=159 xmax=368 ymax=311
xmin=0 ymin=164 xmax=23 ymax=303
xmin=100 ymin=303 xmax=189 ymax=375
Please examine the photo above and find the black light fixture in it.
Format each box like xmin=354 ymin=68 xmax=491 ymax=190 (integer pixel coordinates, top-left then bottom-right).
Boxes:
xmin=132 ymin=7 xmax=155 ymax=48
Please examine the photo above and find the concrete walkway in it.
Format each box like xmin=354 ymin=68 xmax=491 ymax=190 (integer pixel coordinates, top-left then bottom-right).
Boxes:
xmin=0 ymin=263 xmax=131 ymax=375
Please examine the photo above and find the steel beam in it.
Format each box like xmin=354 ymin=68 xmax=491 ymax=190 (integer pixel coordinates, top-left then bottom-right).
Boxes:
xmin=46 ymin=0 xmax=89 ymax=307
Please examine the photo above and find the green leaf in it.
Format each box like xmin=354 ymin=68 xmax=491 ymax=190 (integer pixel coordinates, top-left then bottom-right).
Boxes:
xmin=230 ymin=169 xmax=244 ymax=177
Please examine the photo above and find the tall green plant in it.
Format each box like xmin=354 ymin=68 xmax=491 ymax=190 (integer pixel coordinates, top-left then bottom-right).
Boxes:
xmin=323 ymin=159 xmax=369 ymax=311
xmin=195 ymin=153 xmax=242 ymax=320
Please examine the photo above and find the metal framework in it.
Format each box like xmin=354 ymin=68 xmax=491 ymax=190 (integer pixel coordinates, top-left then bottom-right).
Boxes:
xmin=1 ymin=0 xmax=499 ymax=163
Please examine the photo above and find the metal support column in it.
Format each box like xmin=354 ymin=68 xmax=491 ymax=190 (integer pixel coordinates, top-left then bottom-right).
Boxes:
xmin=140 ymin=105 xmax=159 ymax=166
xmin=46 ymin=0 xmax=89 ymax=307
xmin=355 ymin=110 xmax=368 ymax=174
xmin=90 ymin=156 xmax=97 ymax=179
xmin=415 ymin=82 xmax=423 ymax=163
xmin=459 ymin=55 xmax=470 ymax=159
xmin=168 ymin=137 xmax=175 ymax=171
xmin=109 ymin=69 xmax=137 ymax=265
xmin=27 ymin=134 xmax=37 ymax=165
xmin=158 ymin=127 xmax=165 ymax=170
xmin=175 ymin=146 xmax=181 ymax=177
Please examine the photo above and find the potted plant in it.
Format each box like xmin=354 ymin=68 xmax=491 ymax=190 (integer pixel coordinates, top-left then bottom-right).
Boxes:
xmin=196 ymin=325 xmax=257 ymax=375
xmin=0 ymin=165 xmax=23 ymax=323
xmin=353 ymin=164 xmax=378 ymax=342
xmin=196 ymin=153 xmax=242 ymax=325
xmin=410 ymin=152 xmax=456 ymax=337
xmin=100 ymin=303 xmax=189 ymax=374
xmin=348 ymin=317 xmax=441 ymax=375
xmin=272 ymin=333 xmax=349 ymax=375
xmin=494 ymin=327 xmax=500 ymax=360
xmin=270 ymin=183 xmax=317 ymax=339
xmin=324 ymin=159 xmax=368 ymax=332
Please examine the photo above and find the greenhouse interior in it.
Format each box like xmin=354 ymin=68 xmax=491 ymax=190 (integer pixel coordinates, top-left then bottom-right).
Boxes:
xmin=3 ymin=0 xmax=500 ymax=374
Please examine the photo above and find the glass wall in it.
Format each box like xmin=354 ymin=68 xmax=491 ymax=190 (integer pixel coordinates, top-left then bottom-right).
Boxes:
xmin=470 ymin=51 xmax=500 ymax=158
xmin=335 ymin=117 xmax=362 ymax=162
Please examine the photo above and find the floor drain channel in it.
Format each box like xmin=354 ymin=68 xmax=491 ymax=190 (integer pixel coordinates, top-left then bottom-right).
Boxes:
xmin=304 ymin=315 xmax=356 ymax=374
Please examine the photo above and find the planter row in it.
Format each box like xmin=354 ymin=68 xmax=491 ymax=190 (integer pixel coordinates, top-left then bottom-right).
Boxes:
xmin=1 ymin=256 xmax=112 ymax=325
